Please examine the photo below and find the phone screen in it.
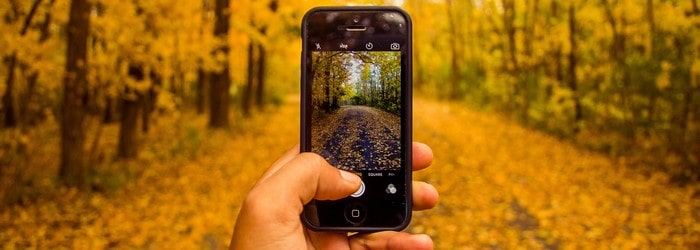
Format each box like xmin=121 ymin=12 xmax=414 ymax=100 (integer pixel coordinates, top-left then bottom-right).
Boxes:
xmin=301 ymin=7 xmax=412 ymax=231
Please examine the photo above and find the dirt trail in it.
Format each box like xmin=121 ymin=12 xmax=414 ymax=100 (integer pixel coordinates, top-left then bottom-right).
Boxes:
xmin=312 ymin=105 xmax=400 ymax=171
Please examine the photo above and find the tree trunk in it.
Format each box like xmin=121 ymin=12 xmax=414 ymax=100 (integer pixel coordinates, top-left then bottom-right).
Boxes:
xmin=502 ymin=0 xmax=522 ymax=117
xmin=601 ymin=0 xmax=624 ymax=62
xmin=523 ymin=0 xmax=537 ymax=57
xmin=548 ymin=0 xmax=562 ymax=100
xmin=2 ymin=0 xmax=43 ymax=128
xmin=60 ymin=0 xmax=91 ymax=188
xmin=253 ymin=0 xmax=277 ymax=110
xmin=568 ymin=3 xmax=582 ymax=133
xmin=243 ymin=38 xmax=255 ymax=117
xmin=118 ymin=65 xmax=144 ymax=159
xmin=324 ymin=61 xmax=331 ymax=111
xmin=23 ymin=73 xmax=39 ymax=126
xmin=142 ymin=71 xmax=160 ymax=133
xmin=141 ymin=88 xmax=152 ymax=133
xmin=197 ymin=1 xmax=211 ymax=115
xmin=3 ymin=55 xmax=18 ymax=127
xmin=646 ymin=0 xmax=655 ymax=55
xmin=645 ymin=0 xmax=657 ymax=134
xmin=208 ymin=0 xmax=231 ymax=128
xmin=602 ymin=0 xmax=632 ymax=138
xmin=118 ymin=95 xmax=139 ymax=159
xmin=503 ymin=0 xmax=518 ymax=72
xmin=103 ymin=96 xmax=117 ymax=123
xmin=552 ymin=44 xmax=563 ymax=97
xmin=22 ymin=0 xmax=56 ymax=128
xmin=197 ymin=68 xmax=208 ymax=114
xmin=445 ymin=0 xmax=461 ymax=99
xmin=255 ymin=42 xmax=265 ymax=109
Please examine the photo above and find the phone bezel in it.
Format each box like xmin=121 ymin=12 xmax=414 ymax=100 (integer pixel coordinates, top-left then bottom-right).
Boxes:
xmin=300 ymin=6 xmax=413 ymax=232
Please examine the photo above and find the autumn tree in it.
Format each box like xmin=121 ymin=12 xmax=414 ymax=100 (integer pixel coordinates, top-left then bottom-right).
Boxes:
xmin=2 ymin=0 xmax=42 ymax=128
xmin=116 ymin=2 xmax=157 ymax=159
xmin=568 ymin=2 xmax=581 ymax=132
xmin=197 ymin=0 xmax=212 ymax=115
xmin=2 ymin=0 xmax=55 ymax=129
xmin=117 ymin=64 xmax=143 ymax=159
xmin=445 ymin=0 xmax=462 ymax=100
xmin=60 ymin=0 xmax=91 ymax=188
xmin=410 ymin=0 xmax=700 ymax=177
xmin=22 ymin=0 xmax=56 ymax=128
xmin=242 ymin=0 xmax=278 ymax=117
xmin=255 ymin=0 xmax=278 ymax=109
xmin=242 ymin=18 xmax=255 ymax=117
xmin=209 ymin=0 xmax=231 ymax=128
xmin=311 ymin=52 xmax=351 ymax=113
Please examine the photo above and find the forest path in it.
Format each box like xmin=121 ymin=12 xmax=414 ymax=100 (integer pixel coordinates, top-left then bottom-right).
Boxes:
xmin=410 ymin=98 xmax=699 ymax=248
xmin=1 ymin=96 xmax=698 ymax=248
xmin=313 ymin=105 xmax=400 ymax=171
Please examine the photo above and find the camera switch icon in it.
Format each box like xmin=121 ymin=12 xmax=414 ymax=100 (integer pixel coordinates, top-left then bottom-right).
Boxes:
xmin=386 ymin=184 xmax=397 ymax=194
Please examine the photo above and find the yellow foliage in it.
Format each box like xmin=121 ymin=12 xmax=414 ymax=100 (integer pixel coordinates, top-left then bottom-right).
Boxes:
xmin=656 ymin=61 xmax=672 ymax=90
xmin=0 ymin=97 xmax=301 ymax=248
xmin=655 ymin=2 xmax=694 ymax=32
xmin=1 ymin=0 xmax=700 ymax=248
xmin=3 ymin=97 xmax=697 ymax=248
xmin=411 ymin=98 xmax=700 ymax=249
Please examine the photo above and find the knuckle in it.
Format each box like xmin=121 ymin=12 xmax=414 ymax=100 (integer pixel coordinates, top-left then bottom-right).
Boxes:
xmin=296 ymin=152 xmax=328 ymax=169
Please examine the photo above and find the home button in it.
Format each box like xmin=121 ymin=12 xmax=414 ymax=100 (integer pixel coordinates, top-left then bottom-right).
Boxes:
xmin=344 ymin=203 xmax=367 ymax=225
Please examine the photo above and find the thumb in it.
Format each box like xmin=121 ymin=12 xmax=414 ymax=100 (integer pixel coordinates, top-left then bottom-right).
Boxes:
xmin=232 ymin=153 xmax=361 ymax=249
xmin=253 ymin=152 xmax=362 ymax=216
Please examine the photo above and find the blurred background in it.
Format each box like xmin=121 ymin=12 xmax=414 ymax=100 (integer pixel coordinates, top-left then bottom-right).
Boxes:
xmin=1 ymin=0 xmax=699 ymax=248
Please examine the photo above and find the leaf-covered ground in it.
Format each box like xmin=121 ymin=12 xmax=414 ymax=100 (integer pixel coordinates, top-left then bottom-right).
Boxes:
xmin=411 ymin=99 xmax=700 ymax=249
xmin=1 ymin=97 xmax=699 ymax=249
xmin=312 ymin=105 xmax=401 ymax=172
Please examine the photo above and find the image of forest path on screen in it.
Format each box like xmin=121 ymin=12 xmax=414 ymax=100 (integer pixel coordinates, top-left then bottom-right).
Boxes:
xmin=313 ymin=106 xmax=400 ymax=171
xmin=311 ymin=51 xmax=401 ymax=172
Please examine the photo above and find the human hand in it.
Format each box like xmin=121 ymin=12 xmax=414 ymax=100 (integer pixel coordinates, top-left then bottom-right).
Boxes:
xmin=230 ymin=142 xmax=438 ymax=250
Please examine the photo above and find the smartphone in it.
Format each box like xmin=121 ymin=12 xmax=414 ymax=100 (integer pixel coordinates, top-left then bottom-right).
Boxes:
xmin=300 ymin=6 xmax=412 ymax=232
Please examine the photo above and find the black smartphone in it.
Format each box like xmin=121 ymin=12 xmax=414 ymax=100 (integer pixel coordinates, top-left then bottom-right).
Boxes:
xmin=300 ymin=6 xmax=412 ymax=232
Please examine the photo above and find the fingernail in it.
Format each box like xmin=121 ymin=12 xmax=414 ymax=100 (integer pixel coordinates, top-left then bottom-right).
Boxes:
xmin=413 ymin=234 xmax=433 ymax=244
xmin=339 ymin=170 xmax=361 ymax=183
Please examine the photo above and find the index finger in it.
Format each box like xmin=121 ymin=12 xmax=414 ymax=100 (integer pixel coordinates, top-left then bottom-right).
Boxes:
xmin=255 ymin=144 xmax=300 ymax=186
xmin=412 ymin=142 xmax=433 ymax=171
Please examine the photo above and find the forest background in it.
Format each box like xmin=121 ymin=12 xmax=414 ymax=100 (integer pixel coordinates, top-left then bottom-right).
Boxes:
xmin=1 ymin=0 xmax=699 ymax=248
xmin=311 ymin=51 xmax=402 ymax=115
